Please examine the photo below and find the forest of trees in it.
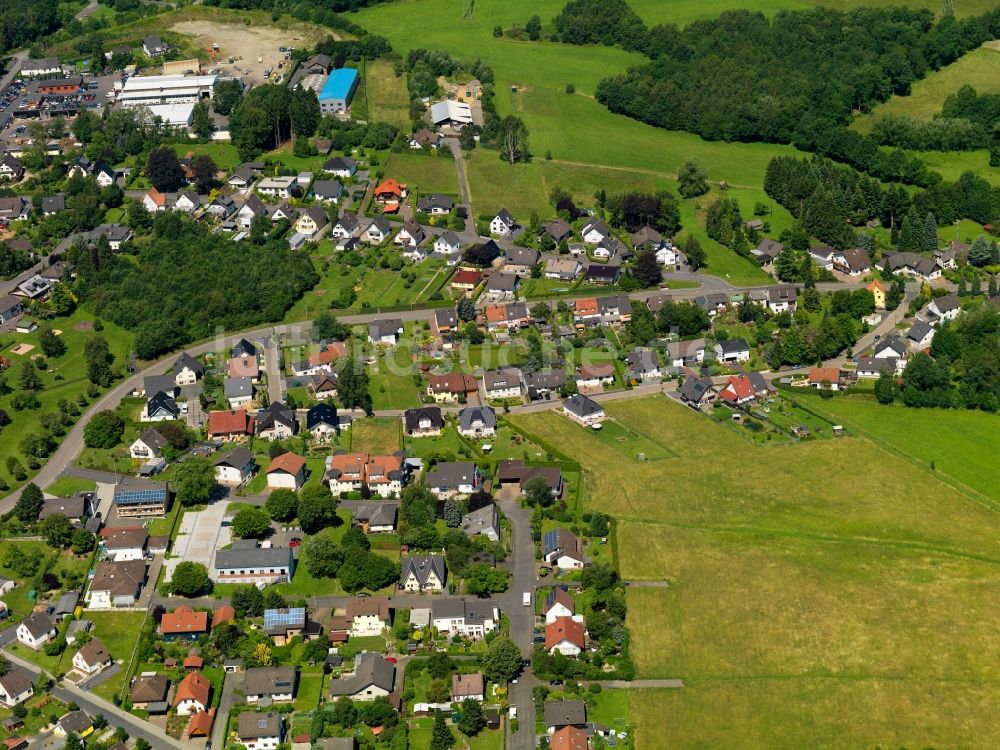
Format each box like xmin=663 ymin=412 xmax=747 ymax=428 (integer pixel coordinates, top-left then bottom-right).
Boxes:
xmin=65 ymin=219 xmax=317 ymax=359
xmin=0 ymin=0 xmax=59 ymax=54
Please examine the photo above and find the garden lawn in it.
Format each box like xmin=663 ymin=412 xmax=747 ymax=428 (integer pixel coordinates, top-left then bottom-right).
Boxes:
xmin=587 ymin=688 xmax=630 ymax=732
xmin=0 ymin=308 xmax=133 ymax=496
xmin=466 ymin=727 xmax=504 ymax=750
xmin=405 ymin=423 xmax=469 ymax=459
xmin=369 ymin=360 xmax=422 ymax=410
xmin=170 ymin=142 xmax=241 ymax=171
xmin=350 ymin=417 xmax=401 ymax=453
xmin=87 ymin=610 xmax=148 ymax=702
xmin=365 ymin=59 xmax=410 ymax=129
xmin=0 ymin=542 xmax=93 ymax=621
xmin=44 ymin=476 xmax=96 ymax=497
xmin=408 ymin=717 xmax=434 ymax=750
xmin=511 ymin=395 xmax=1000 ymax=747
xmin=385 ymin=151 xmax=460 ymax=196
xmin=294 ymin=668 xmax=325 ymax=711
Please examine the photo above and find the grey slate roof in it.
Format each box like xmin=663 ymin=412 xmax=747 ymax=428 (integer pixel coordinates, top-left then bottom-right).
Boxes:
xmin=328 ymin=653 xmax=394 ymax=697
xmin=400 ymin=555 xmax=446 ymax=587
xmin=461 ymin=504 xmax=500 ymax=538
xmin=256 ymin=401 xmax=297 ymax=433
xmin=145 ymin=391 xmax=179 ymax=418
xmin=215 ymin=545 xmax=292 ymax=571
xmin=214 ymin=446 xmax=254 ymax=470
xmin=544 ymin=700 xmax=587 ymax=727
xmin=417 ymin=194 xmax=454 ymax=212
xmin=679 ymin=377 xmax=715 ymax=404
xmin=458 ymin=405 xmax=496 ymax=432
xmin=244 ymin=666 xmax=297 ymax=697
xmin=144 ymin=374 xmax=176 ymax=398
xmin=425 ymin=461 xmax=478 ymax=490
xmin=368 ymin=318 xmax=403 ymax=340
xmin=237 ymin=711 xmax=282 ymax=740
xmin=562 ymin=394 xmax=603 ymax=419
xmin=353 ymin=502 xmax=398 ymax=528
xmin=404 ymin=406 xmax=443 ymax=432
xmin=173 ymin=352 xmax=204 ymax=377
xmin=0 ymin=668 xmax=33 ymax=700
xmin=224 ymin=377 xmax=254 ymax=400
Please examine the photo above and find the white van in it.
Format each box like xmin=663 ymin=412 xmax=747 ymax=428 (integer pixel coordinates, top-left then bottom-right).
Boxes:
xmin=522 ymin=592 xmax=531 ymax=607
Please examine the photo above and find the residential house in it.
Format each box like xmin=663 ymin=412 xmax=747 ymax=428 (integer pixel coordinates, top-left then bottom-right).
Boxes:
xmin=309 ymin=373 xmax=340 ymax=401
xmin=94 ymin=163 xmax=117 ymax=189
xmin=130 ymin=428 xmax=167 ymax=460
xmin=562 ymin=394 xmax=605 ymax=425
xmin=679 ymin=377 xmax=717 ymax=410
xmin=72 ymin=638 xmax=112 ymax=676
xmin=270 ymin=202 xmax=300 ymax=225
xmin=0 ymin=669 xmax=33 ymax=707
xmin=654 ymin=241 xmax=684 ymax=269
xmin=926 ymin=293 xmax=961 ymax=324
xmin=39 ymin=492 xmax=92 ymax=524
xmin=353 ymin=502 xmax=399 ymax=533
xmin=228 ymin=166 xmax=255 ymax=191
xmin=174 ymin=672 xmax=211 ymax=716
xmin=364 ymin=216 xmax=391 ymax=244
xmin=42 ymin=195 xmax=65 ymax=215
xmin=328 ymin=653 xmax=395 ymax=701
xmin=103 ymin=527 xmax=148 ymax=561
xmin=400 ymin=556 xmax=446 ymax=592
xmin=231 ymin=338 xmax=258 ymax=359
xmin=265 ymin=452 xmax=307 ymax=490
xmin=173 ymin=352 xmax=203 ymax=385
xmin=484 ymin=272 xmax=519 ymax=302
xmin=88 ymin=223 xmax=132 ymax=250
xmin=714 ymin=338 xmax=751 ymax=364
xmin=868 ymin=279 xmax=887 ymax=310
xmin=417 ymin=194 xmax=453 ymax=214
xmin=256 ymin=176 xmax=297 ymax=200
xmin=208 ymin=410 xmax=255 ymax=441
xmin=543 ymin=528 xmax=589 ymax=569
xmin=160 ymin=607 xmax=209 ymax=641
xmin=581 ymin=220 xmax=611 ymax=245
xmin=229 ymin=354 xmax=260 ymax=380
xmin=434 ymin=231 xmax=462 ymax=256
xmin=626 ymin=348 xmax=661 ymax=382
xmin=879 ymin=252 xmax=942 ymax=281
xmin=551 ymin=726 xmax=590 ymax=750
xmin=368 ymin=317 xmax=403 ymax=345
xmin=373 ymin=178 xmax=406 ymax=208
xmin=16 ymin=613 xmax=56 ymax=649
xmin=0 ymin=294 xmax=24 ymax=323
xmin=504 ymin=247 xmax=540 ymax=276
xmin=214 ymin=542 xmax=293 ymax=586
xmin=855 ymin=356 xmax=899 ymax=379
xmin=140 ymin=391 xmax=179 ymax=422
xmin=544 ymin=700 xmax=588 ymax=733
xmin=224 ymin=377 xmax=255 ymax=409
xmin=54 ymin=710 xmax=92 ymax=738
xmin=431 ymin=598 xmax=499 ymax=639
xmin=544 ymin=219 xmax=574 ymax=244
xmin=236 ymin=712 xmax=283 ymax=750
xmin=113 ymin=478 xmax=169 ymax=517
xmin=752 ymin=238 xmax=784 ymax=264
xmin=575 ymin=364 xmax=615 ymax=389
xmin=312 ymin=179 xmax=344 ymax=203
xmin=347 ymin=597 xmax=392 ymax=636
xmin=833 ymin=247 xmax=872 ymax=277
xmin=174 ymin=192 xmax=199 ymax=213
xmin=129 ymin=675 xmax=169 ymax=712
xmin=875 ymin=336 xmax=907 ymax=361
xmin=0 ymin=155 xmax=24 ymax=181
xmin=584 ymin=265 xmax=620 ymax=286
xmin=907 ymin=320 xmax=935 ymax=350
xmin=425 ymin=461 xmax=482 ymax=497
xmin=295 ymin=206 xmax=329 ymax=238
xmin=485 ymin=302 xmax=531 ymax=331
xmin=546 ymin=616 xmax=586 ymax=657
xmin=718 ymin=374 xmax=756 ymax=406
xmin=404 ymin=406 xmax=444 ymax=437
xmin=214 ymin=446 xmax=256 ymax=486
xmin=451 ymin=673 xmax=485 ymax=702
xmin=142 ymin=187 xmax=167 ymax=213
xmin=306 ymin=403 xmax=340 ymax=439
xmin=490 ymin=208 xmax=517 ymax=236
xmin=808 ymin=367 xmax=845 ymax=391
xmin=142 ymin=34 xmax=167 ymax=56
xmin=427 ymin=372 xmax=478 ymax=403
xmin=808 ymin=244 xmax=836 ymax=270
xmin=245 ymin=666 xmax=298 ymax=704
xmin=394 ymin=218 xmax=425 ymax=248
xmin=545 ymin=257 xmax=582 ymax=281
xmin=236 ymin=195 xmax=268 ymax=229
xmin=524 ymin=369 xmax=567 ymax=400
xmin=496 ymin=460 xmax=563 ymax=499
xmin=143 ymin=373 xmax=177 ymax=398
xmin=409 ymin=130 xmax=443 ymax=150
xmin=0 ymin=196 xmax=29 ymax=223
xmin=323 ymin=156 xmax=357 ymax=179
xmin=86 ymin=559 xmax=146 ymax=608
xmin=483 ymin=368 xmax=523 ymax=399
xmin=767 ymin=285 xmax=797 ymax=313
xmin=458 ymin=405 xmax=496 ymax=438
xmin=257 ymin=401 xmax=298 ymax=440
xmin=544 ymin=587 xmax=575 ymax=624
xmin=461 ymin=504 xmax=500 ymax=541
xmin=452 ymin=269 xmax=484 ymax=293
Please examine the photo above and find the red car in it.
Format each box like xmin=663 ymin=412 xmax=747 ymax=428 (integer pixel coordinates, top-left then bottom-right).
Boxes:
xmin=385 ymin=657 xmax=397 ymax=664
xmin=289 ymin=537 xmax=302 ymax=548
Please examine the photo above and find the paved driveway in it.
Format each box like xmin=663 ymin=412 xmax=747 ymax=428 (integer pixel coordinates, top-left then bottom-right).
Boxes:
xmin=164 ymin=502 xmax=230 ymax=581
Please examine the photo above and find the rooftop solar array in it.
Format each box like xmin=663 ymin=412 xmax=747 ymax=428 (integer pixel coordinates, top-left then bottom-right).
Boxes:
xmin=263 ymin=607 xmax=305 ymax=630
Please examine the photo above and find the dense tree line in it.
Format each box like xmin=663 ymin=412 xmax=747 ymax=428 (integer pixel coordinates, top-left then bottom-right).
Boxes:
xmin=229 ymin=84 xmax=321 ymax=161
xmin=65 ymin=220 xmax=317 ymax=359
xmin=605 ymin=191 xmax=680 ymax=234
xmin=0 ymin=0 xmax=59 ymax=54
xmin=552 ymin=0 xmax=649 ymax=52
xmin=764 ymin=155 xmax=999 ymax=248
xmin=869 ymin=114 xmax=988 ymax=152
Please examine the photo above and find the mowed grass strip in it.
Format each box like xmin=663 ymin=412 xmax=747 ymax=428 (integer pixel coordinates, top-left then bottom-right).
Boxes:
xmin=385 ymin=151 xmax=460 ymax=196
xmin=508 ymin=396 xmax=1000 ymax=558
xmin=632 ymin=679 xmax=1000 ymax=750
xmin=365 ymin=59 xmax=411 ymax=130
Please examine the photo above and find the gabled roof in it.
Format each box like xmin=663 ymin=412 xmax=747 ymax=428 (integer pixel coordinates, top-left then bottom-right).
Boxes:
xmin=544 ymin=699 xmax=587 ymax=728
xmin=245 ymin=666 xmax=297 ymax=697
xmin=874 ymin=336 xmax=906 ymax=357
xmin=452 ymin=672 xmax=485 ymax=697
xmin=544 ymin=586 xmax=575 ymax=616
xmin=90 ymin=560 xmax=146 ymax=597
xmin=266 ymin=452 xmax=306 ymax=476
xmin=493 ymin=208 xmax=515 ymax=225
xmin=257 ymin=401 xmax=297 ymax=432
xmin=57 ymin=710 xmax=92 ymax=735
xmin=76 ymin=638 xmax=110 ymax=668
xmin=404 ymin=406 xmax=444 ymax=432
xmin=417 ymin=193 xmax=454 ymax=212
xmin=329 ymin=653 xmax=395 ymax=697
xmin=237 ymin=711 xmax=281 ymax=740
xmin=136 ymin=428 xmax=167 ymax=453
xmin=428 ymin=371 xmax=478 ymax=395
xmin=907 ymin=319 xmax=934 ymax=342
xmin=174 ymin=672 xmax=211 ymax=707
xmin=551 ymin=726 xmax=589 ymax=750
xmin=0 ymin=668 xmax=33 ymax=699
xmin=679 ymin=377 xmax=715 ymax=403
xmin=425 ymin=461 xmax=479 ymax=489
xmin=458 ymin=405 xmax=497 ymax=431
xmin=214 ymin=446 xmax=254 ymax=470
xmin=146 ymin=390 xmax=180 ymax=418
xmin=354 ymin=502 xmax=398 ymax=528
xmin=400 ymin=555 xmax=446 ymax=587
xmin=307 ymin=403 xmax=339 ymax=431
xmin=173 ymin=352 xmax=203 ymax=376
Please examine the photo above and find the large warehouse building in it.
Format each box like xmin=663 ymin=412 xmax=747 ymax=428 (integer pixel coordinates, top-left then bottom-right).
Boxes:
xmin=318 ymin=68 xmax=359 ymax=114
xmin=119 ymin=74 xmax=218 ymax=107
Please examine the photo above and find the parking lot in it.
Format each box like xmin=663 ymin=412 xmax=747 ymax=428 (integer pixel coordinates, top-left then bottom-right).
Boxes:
xmin=0 ymin=71 xmax=122 ymax=143
xmin=163 ymin=500 xmax=231 ymax=582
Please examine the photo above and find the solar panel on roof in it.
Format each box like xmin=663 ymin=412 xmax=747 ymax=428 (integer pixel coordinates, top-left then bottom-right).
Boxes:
xmin=258 ymin=719 xmax=268 ymax=729
xmin=114 ymin=488 xmax=166 ymax=504
xmin=263 ymin=607 xmax=305 ymax=629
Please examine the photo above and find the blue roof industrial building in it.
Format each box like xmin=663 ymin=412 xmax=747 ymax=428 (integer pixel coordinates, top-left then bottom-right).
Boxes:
xmin=319 ymin=68 xmax=359 ymax=114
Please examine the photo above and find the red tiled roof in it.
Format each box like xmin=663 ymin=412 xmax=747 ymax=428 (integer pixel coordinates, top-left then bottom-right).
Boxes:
xmin=308 ymin=341 xmax=348 ymax=366
xmin=574 ymin=298 xmax=599 ymax=317
xmin=212 ymin=605 xmax=235 ymax=628
xmin=551 ymin=725 xmax=589 ymax=750
xmin=146 ymin=187 xmax=165 ymax=207
xmin=186 ymin=708 xmax=215 ymax=737
xmin=545 ymin=616 xmax=586 ymax=651
xmin=428 ymin=372 xmax=478 ymax=394
xmin=161 ymin=609 xmax=209 ymax=635
xmin=452 ymin=269 xmax=483 ymax=286
xmin=809 ymin=367 xmax=841 ymax=384
xmin=266 ymin=452 xmax=306 ymax=476
xmin=174 ymin=672 xmax=211 ymax=708
xmin=719 ymin=374 xmax=753 ymax=403
xmin=208 ymin=410 xmax=254 ymax=436
xmin=374 ymin=179 xmax=404 ymax=197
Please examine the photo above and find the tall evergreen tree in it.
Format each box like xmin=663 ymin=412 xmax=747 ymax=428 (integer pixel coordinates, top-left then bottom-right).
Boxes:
xmin=923 ymin=212 xmax=938 ymax=252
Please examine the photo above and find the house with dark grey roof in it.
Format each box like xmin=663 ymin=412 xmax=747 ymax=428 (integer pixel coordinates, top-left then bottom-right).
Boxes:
xmin=224 ymin=377 xmax=254 ymax=408
xmin=907 ymin=319 xmax=935 ymax=350
xmin=399 ymin=555 xmax=446 ymax=592
xmin=504 ymin=247 xmax=540 ymax=276
xmin=461 ymin=504 xmax=500 ymax=541
xmin=489 ymin=208 xmax=517 ymax=236
xmin=42 ymin=195 xmax=65 ymax=215
xmin=544 ymin=219 xmax=573 ymax=244
xmin=245 ymin=666 xmax=297 ymax=704
xmin=130 ymin=428 xmax=167 ymax=461
xmin=141 ymin=391 xmax=180 ymax=422
xmin=626 ymin=348 xmax=661 ymax=382
xmin=434 ymin=230 xmax=462 ymax=256
xmin=543 ymin=528 xmax=589 ymax=569
xmin=323 ymin=156 xmax=357 ymax=178
xmin=331 ymin=212 xmax=361 ymax=239
xmin=679 ymin=377 xmax=717 ymax=410
xmin=172 ymin=352 xmax=203 ymax=385
xmin=236 ymin=711 xmax=283 ymax=750
xmin=312 ymin=179 xmax=344 ymax=203
xmin=0 ymin=668 xmax=34 ymax=707
xmin=753 ymin=238 xmax=784 ymax=262
xmin=306 ymin=403 xmax=340 ymax=438
xmin=544 ymin=700 xmax=587 ymax=731
xmin=585 ymin=264 xmax=620 ymax=285
xmin=562 ymin=394 xmax=604 ymax=425
xmin=16 ymin=612 xmax=56 ymax=649
xmin=368 ymin=318 xmax=403 ymax=345
xmin=497 ymin=460 xmax=563 ymax=498
xmin=484 ymin=272 xmax=519 ymax=302
xmin=214 ymin=446 xmax=256 ymax=486
xmin=925 ymin=293 xmax=961 ymax=324
xmin=143 ymin=374 xmax=177 ymax=399
xmin=425 ymin=461 xmax=482 ymax=498
xmin=353 ymin=502 xmax=398 ymax=533
xmin=403 ymin=406 xmax=444 ymax=436
xmin=256 ymin=401 xmax=298 ymax=441
xmin=39 ymin=492 xmax=92 ymax=523
xmin=417 ymin=194 xmax=454 ymax=214
xmin=523 ymin=369 xmax=567 ymax=400
xmin=328 ymin=653 xmax=395 ymax=701
xmin=458 ymin=405 xmax=496 ymax=437
xmin=214 ymin=543 xmax=294 ymax=586
xmin=431 ymin=598 xmax=499 ymax=639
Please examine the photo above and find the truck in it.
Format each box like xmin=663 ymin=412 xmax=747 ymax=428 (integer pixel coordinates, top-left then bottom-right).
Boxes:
xmin=522 ymin=592 xmax=531 ymax=607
